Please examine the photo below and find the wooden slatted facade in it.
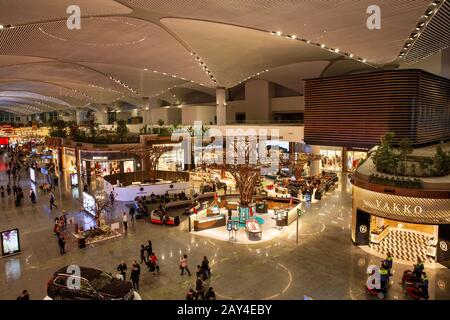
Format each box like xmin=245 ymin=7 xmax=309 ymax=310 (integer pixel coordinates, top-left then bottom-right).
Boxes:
xmin=304 ymin=70 xmax=450 ymax=148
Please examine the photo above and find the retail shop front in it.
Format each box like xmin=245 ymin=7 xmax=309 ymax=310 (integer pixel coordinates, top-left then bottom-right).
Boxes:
xmin=44 ymin=137 xmax=62 ymax=172
xmin=63 ymin=147 xmax=77 ymax=173
xmin=317 ymin=146 xmax=368 ymax=173
xmin=352 ymin=186 xmax=450 ymax=267
xmin=80 ymin=151 xmax=140 ymax=177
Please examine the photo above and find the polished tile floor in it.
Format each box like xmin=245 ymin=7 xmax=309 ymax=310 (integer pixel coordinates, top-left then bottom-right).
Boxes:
xmin=0 ymin=160 xmax=449 ymax=300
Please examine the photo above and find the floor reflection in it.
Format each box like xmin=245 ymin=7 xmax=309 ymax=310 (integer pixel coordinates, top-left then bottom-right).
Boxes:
xmin=4 ymin=258 xmax=21 ymax=282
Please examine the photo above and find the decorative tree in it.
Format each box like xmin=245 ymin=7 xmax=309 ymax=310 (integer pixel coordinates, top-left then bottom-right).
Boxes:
xmin=372 ymin=132 xmax=399 ymax=174
xmin=68 ymin=121 xmax=81 ymax=141
xmin=398 ymin=137 xmax=413 ymax=176
xmin=202 ymin=137 xmax=264 ymax=206
xmin=87 ymin=116 xmax=99 ymax=143
xmin=93 ymin=192 xmax=113 ymax=228
xmin=280 ymin=152 xmax=318 ymax=180
xmin=127 ymin=144 xmax=174 ymax=183
xmin=49 ymin=119 xmax=67 ymax=138
xmin=116 ymin=119 xmax=129 ymax=142
xmin=433 ymin=145 xmax=450 ymax=176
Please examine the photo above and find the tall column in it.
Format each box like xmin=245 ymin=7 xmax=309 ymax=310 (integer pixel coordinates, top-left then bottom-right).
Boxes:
xmin=75 ymin=108 xmax=83 ymax=125
xmin=216 ymin=87 xmax=226 ymax=125
xmin=142 ymin=97 xmax=151 ymax=125
xmin=309 ymin=145 xmax=321 ymax=177
xmin=342 ymin=147 xmax=348 ymax=172
xmin=95 ymin=104 xmax=108 ymax=124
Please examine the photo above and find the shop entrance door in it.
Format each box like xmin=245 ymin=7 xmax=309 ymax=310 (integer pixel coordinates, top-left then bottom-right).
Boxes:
xmin=370 ymin=217 xmax=436 ymax=264
xmin=355 ymin=209 xmax=370 ymax=245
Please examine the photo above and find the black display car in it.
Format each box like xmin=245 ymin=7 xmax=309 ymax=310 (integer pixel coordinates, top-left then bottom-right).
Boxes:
xmin=47 ymin=266 xmax=134 ymax=300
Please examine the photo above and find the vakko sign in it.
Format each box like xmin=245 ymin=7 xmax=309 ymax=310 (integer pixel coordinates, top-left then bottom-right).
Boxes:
xmin=375 ymin=200 xmax=423 ymax=215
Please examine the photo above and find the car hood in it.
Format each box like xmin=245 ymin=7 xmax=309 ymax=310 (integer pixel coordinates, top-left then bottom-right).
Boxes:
xmin=98 ymin=279 xmax=133 ymax=299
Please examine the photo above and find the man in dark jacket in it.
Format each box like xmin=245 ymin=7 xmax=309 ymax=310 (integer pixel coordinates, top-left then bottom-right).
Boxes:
xmin=117 ymin=261 xmax=128 ymax=280
xmin=58 ymin=236 xmax=66 ymax=255
xmin=16 ymin=290 xmax=30 ymax=300
xmin=140 ymin=245 xmax=147 ymax=265
xmin=130 ymin=261 xmax=140 ymax=291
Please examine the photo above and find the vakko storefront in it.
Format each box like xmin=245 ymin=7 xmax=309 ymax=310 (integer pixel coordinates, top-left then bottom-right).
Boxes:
xmin=352 ymin=186 xmax=450 ymax=267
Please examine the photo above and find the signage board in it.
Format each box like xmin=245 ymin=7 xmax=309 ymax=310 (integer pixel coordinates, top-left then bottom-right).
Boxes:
xmin=30 ymin=168 xmax=36 ymax=183
xmin=83 ymin=192 xmax=96 ymax=216
xmin=1 ymin=228 xmax=20 ymax=256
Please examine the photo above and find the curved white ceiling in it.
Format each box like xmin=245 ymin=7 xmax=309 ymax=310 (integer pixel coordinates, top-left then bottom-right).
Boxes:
xmin=0 ymin=0 xmax=443 ymax=115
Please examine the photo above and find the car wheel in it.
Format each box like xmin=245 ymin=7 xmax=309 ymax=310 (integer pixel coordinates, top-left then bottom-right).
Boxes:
xmin=52 ymin=294 xmax=65 ymax=300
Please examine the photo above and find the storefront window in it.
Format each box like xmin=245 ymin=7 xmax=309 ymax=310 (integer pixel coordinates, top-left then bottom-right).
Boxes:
xmin=158 ymin=144 xmax=184 ymax=171
xmin=319 ymin=147 xmax=342 ymax=172
xmin=347 ymin=151 xmax=367 ymax=172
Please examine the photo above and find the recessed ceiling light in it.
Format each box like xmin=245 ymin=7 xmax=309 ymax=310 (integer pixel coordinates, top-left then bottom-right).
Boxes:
xmin=276 ymin=31 xmax=282 ymax=36
xmin=349 ymin=54 xmax=354 ymax=58
xmin=0 ymin=25 xmax=4 ymax=29
xmin=291 ymin=35 xmax=297 ymax=39
xmin=144 ymin=68 xmax=148 ymax=71
xmin=335 ymin=48 xmax=339 ymax=53
xmin=321 ymin=44 xmax=325 ymax=48
xmin=306 ymin=40 xmax=310 ymax=43
xmin=362 ymin=59 xmax=367 ymax=63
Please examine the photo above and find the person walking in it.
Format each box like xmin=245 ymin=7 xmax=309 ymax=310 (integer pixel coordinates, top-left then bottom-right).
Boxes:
xmin=122 ymin=212 xmax=128 ymax=232
xmin=117 ymin=261 xmax=128 ymax=280
xmin=150 ymin=252 xmax=160 ymax=274
xmin=140 ymin=245 xmax=147 ymax=265
xmin=16 ymin=290 xmax=30 ymax=300
xmin=145 ymin=240 xmax=152 ymax=260
xmin=58 ymin=235 xmax=66 ymax=255
xmin=196 ymin=265 xmax=204 ymax=279
xmin=109 ymin=191 xmax=115 ymax=206
xmin=205 ymin=287 xmax=216 ymax=300
xmin=30 ymin=190 xmax=36 ymax=204
xmin=49 ymin=192 xmax=56 ymax=210
xmin=180 ymin=254 xmax=191 ymax=276
xmin=186 ymin=289 xmax=195 ymax=300
xmin=130 ymin=261 xmax=140 ymax=291
xmin=194 ymin=277 xmax=205 ymax=300
xmin=0 ymin=186 xmax=4 ymax=198
xmin=6 ymin=184 xmax=11 ymax=196
xmin=201 ymin=256 xmax=210 ymax=279
xmin=129 ymin=207 xmax=135 ymax=222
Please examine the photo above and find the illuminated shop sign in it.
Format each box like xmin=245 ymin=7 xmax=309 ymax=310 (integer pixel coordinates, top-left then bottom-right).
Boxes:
xmin=92 ymin=156 xmax=108 ymax=160
xmin=375 ymin=200 xmax=423 ymax=215
xmin=354 ymin=186 xmax=450 ymax=224
xmin=65 ymin=148 xmax=76 ymax=157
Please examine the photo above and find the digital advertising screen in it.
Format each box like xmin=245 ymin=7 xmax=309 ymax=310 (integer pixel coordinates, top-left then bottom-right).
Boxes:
xmin=1 ymin=229 xmax=20 ymax=256
xmin=30 ymin=168 xmax=36 ymax=183
xmin=83 ymin=192 xmax=96 ymax=216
